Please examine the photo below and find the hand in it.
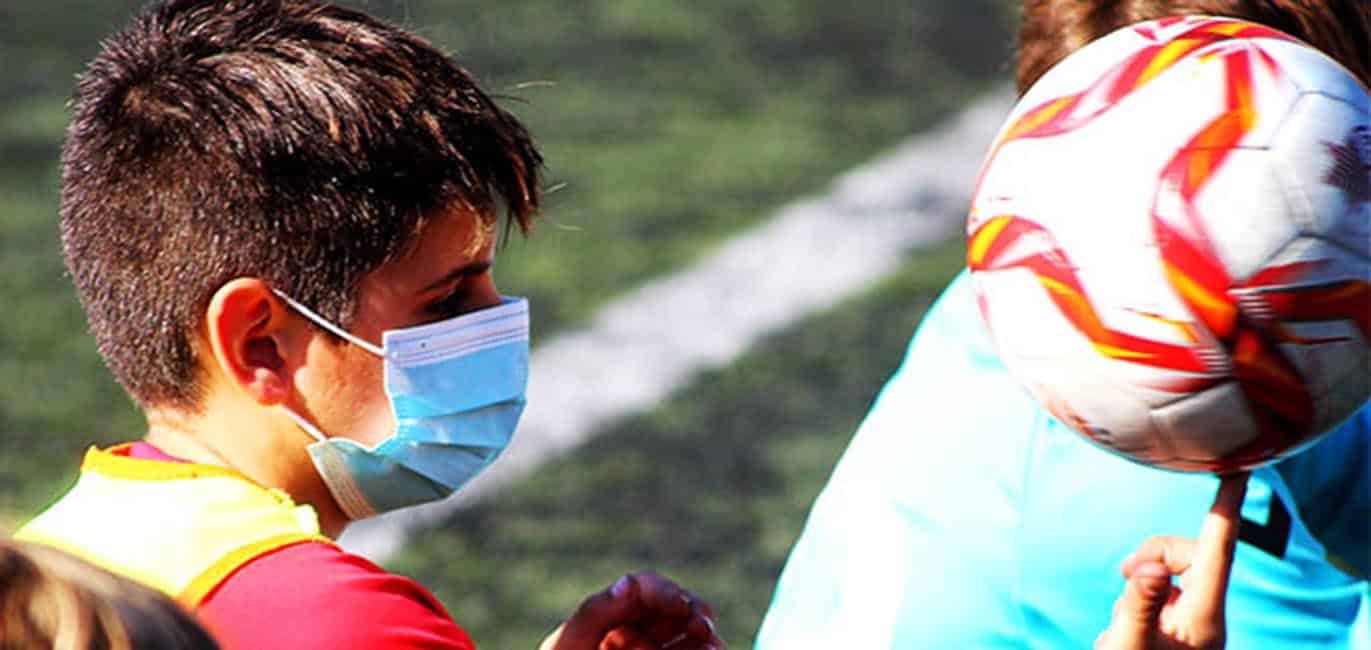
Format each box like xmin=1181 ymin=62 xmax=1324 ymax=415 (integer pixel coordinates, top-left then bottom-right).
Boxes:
xmin=539 ymin=571 xmax=723 ymax=650
xmin=1096 ymin=471 xmax=1250 ymax=650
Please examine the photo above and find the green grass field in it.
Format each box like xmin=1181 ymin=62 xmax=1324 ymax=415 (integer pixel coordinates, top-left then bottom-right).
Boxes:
xmin=0 ymin=0 xmax=1014 ymax=643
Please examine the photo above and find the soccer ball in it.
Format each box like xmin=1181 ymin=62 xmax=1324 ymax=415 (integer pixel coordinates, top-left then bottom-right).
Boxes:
xmin=967 ymin=16 xmax=1370 ymax=472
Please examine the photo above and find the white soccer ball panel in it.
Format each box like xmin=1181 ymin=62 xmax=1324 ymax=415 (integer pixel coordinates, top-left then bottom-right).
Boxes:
xmin=1100 ymin=355 xmax=1227 ymax=408
xmin=1186 ymin=149 xmax=1300 ymax=283
xmin=1270 ymin=93 xmax=1370 ymax=248
xmin=1278 ymin=320 xmax=1370 ymax=433
xmin=973 ymin=271 xmax=1085 ymax=362
xmin=1160 ymin=44 xmax=1301 ymax=148
xmin=1009 ymin=356 xmax=1174 ymax=464
xmin=1260 ymin=235 xmax=1371 ymax=285
xmin=1256 ymin=37 xmax=1370 ymax=104
xmin=1151 ymin=382 xmax=1261 ymax=461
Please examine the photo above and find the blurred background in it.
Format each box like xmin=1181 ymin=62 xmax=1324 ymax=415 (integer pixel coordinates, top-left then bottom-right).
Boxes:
xmin=0 ymin=1 xmax=1015 ymax=646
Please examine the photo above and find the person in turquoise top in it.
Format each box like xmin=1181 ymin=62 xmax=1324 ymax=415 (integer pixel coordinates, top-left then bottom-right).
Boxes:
xmin=757 ymin=1 xmax=1370 ymax=648
xmin=758 ymin=272 xmax=1368 ymax=649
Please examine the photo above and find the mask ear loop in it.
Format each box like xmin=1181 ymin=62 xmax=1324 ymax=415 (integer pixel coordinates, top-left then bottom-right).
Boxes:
xmin=270 ymin=289 xmax=385 ymax=358
xmin=281 ymin=405 xmax=379 ymax=521
xmin=282 ymin=407 xmax=329 ymax=443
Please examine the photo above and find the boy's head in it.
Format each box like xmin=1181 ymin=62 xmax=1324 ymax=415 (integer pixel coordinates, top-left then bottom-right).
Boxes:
xmin=62 ymin=0 xmax=543 ymax=412
xmin=1016 ymin=0 xmax=1371 ymax=93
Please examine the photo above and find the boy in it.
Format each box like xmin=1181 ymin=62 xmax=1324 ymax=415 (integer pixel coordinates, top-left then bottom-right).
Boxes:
xmin=14 ymin=1 xmax=720 ymax=648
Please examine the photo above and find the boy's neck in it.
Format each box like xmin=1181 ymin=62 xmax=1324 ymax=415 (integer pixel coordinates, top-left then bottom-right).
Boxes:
xmin=143 ymin=416 xmax=234 ymax=468
xmin=142 ymin=409 xmax=351 ymax=539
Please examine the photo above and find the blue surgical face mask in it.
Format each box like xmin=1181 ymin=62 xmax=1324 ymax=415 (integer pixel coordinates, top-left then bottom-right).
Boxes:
xmin=273 ymin=291 xmax=529 ymax=521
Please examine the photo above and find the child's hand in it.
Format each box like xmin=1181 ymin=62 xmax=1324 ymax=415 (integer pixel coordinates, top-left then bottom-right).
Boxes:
xmin=540 ymin=571 xmax=723 ymax=650
xmin=1095 ymin=472 xmax=1250 ymax=650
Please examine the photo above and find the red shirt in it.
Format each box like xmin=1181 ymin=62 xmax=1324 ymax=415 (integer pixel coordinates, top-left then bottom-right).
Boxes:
xmin=123 ymin=443 xmax=475 ymax=650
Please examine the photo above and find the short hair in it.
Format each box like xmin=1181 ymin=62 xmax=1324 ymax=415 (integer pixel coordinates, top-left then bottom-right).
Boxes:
xmin=1017 ymin=0 xmax=1371 ymax=93
xmin=0 ymin=540 xmax=219 ymax=649
xmin=61 ymin=0 xmax=544 ymax=410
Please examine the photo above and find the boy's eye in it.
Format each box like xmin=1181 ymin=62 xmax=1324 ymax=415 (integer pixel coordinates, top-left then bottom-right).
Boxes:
xmin=421 ymin=261 xmax=494 ymax=319
xmin=428 ymin=287 xmax=474 ymax=318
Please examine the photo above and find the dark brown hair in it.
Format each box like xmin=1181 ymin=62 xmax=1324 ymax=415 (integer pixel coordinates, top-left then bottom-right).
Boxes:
xmin=61 ymin=0 xmax=543 ymax=410
xmin=0 ymin=541 xmax=219 ymax=649
xmin=1017 ymin=0 xmax=1371 ymax=93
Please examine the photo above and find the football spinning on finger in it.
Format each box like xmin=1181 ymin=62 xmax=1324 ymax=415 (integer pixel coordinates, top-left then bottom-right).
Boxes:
xmin=968 ymin=16 xmax=1370 ymax=472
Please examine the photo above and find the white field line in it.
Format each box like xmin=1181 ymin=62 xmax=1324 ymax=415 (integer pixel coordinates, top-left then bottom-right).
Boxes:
xmin=339 ymin=87 xmax=1016 ymax=561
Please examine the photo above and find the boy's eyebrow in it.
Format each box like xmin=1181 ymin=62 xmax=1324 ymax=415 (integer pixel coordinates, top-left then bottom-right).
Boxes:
xmin=421 ymin=260 xmax=493 ymax=292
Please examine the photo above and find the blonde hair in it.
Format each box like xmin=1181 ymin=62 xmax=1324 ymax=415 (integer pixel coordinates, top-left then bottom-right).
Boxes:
xmin=0 ymin=541 xmax=218 ymax=650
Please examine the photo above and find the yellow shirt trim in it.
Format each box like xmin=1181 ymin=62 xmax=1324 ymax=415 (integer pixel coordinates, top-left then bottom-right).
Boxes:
xmin=17 ymin=444 xmax=329 ymax=607
xmin=179 ymin=533 xmax=333 ymax=607
xmin=81 ymin=444 xmax=259 ymax=484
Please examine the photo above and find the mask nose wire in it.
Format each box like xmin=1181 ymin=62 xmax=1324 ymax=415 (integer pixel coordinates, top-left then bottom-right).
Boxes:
xmin=270 ymin=289 xmax=385 ymax=358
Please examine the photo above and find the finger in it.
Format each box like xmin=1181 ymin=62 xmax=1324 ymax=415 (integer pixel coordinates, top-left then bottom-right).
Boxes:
xmin=1094 ymin=596 xmax=1126 ymax=648
xmin=1100 ymin=561 xmax=1171 ymax=650
xmin=1186 ymin=471 xmax=1249 ymax=620
xmin=633 ymin=572 xmax=721 ymax=645
xmin=559 ymin=572 xmax=721 ymax=650
xmin=688 ymin=598 xmax=721 ymax=645
xmin=644 ymin=619 xmax=692 ymax=645
xmin=688 ymin=599 xmax=721 ymax=644
xmin=645 ymin=608 xmax=720 ymax=647
xmin=632 ymin=571 xmax=695 ymax=621
xmin=691 ymin=597 xmax=716 ymax=625
xmin=600 ymin=626 xmax=656 ymax=650
xmin=1120 ymin=535 xmax=1195 ymax=578
xmin=556 ymin=575 xmax=643 ymax=648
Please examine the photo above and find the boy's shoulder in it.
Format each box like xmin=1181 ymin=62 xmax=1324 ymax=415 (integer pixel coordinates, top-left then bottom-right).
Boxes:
xmin=199 ymin=540 xmax=476 ymax=650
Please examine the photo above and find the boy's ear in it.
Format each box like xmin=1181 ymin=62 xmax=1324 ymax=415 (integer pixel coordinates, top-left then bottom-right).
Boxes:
xmin=204 ymin=278 xmax=298 ymax=406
